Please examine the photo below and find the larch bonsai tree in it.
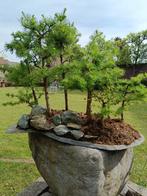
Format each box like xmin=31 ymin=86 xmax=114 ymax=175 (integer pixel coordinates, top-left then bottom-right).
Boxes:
xmin=6 ymin=12 xmax=57 ymax=114
xmin=93 ymin=67 xmax=123 ymax=122
xmin=6 ymin=9 xmax=81 ymax=114
xmin=116 ymin=73 xmax=147 ymax=121
xmin=6 ymin=11 xmax=74 ymax=115
xmin=50 ymin=8 xmax=81 ymax=110
xmin=76 ymin=30 xmax=118 ymax=117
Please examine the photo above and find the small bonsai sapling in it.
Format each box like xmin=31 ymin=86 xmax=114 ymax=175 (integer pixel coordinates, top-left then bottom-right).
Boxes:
xmin=5 ymin=62 xmax=42 ymax=107
xmin=116 ymin=73 xmax=147 ymax=121
xmin=94 ymin=72 xmax=147 ymax=124
xmin=93 ymin=67 xmax=124 ymax=125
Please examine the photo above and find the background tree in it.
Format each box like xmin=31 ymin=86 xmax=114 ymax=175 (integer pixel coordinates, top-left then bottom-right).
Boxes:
xmin=114 ymin=37 xmax=131 ymax=66
xmin=0 ymin=64 xmax=11 ymax=74
xmin=126 ymin=30 xmax=147 ymax=64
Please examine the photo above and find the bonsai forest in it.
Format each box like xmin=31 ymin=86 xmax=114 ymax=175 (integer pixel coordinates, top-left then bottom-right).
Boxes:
xmin=5 ymin=10 xmax=147 ymax=145
xmin=1 ymin=8 xmax=147 ymax=196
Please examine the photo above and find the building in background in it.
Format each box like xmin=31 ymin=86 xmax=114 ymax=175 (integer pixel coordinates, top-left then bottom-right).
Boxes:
xmin=0 ymin=57 xmax=17 ymax=87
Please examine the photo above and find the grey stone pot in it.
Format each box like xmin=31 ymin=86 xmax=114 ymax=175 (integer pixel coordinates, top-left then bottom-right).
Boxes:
xmin=28 ymin=132 xmax=143 ymax=196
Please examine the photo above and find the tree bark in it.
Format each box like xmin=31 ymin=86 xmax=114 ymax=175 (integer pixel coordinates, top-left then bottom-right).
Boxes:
xmin=43 ymin=77 xmax=50 ymax=116
xmin=31 ymin=87 xmax=38 ymax=105
xmin=86 ymin=90 xmax=92 ymax=117
xmin=64 ymin=88 xmax=68 ymax=110
xmin=120 ymin=84 xmax=129 ymax=121
xmin=60 ymin=54 xmax=69 ymax=110
xmin=120 ymin=100 xmax=125 ymax=121
xmin=27 ymin=64 xmax=38 ymax=105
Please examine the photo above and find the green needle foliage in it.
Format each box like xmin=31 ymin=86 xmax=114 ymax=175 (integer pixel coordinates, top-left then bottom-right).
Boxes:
xmin=6 ymin=9 xmax=80 ymax=115
xmin=74 ymin=30 xmax=119 ymax=117
xmin=5 ymin=9 xmax=147 ymax=123
xmin=116 ymin=73 xmax=147 ymax=121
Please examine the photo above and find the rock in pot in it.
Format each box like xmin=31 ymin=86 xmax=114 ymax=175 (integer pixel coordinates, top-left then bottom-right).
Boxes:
xmin=30 ymin=115 xmax=54 ymax=131
xmin=61 ymin=110 xmax=81 ymax=125
xmin=29 ymin=132 xmax=134 ymax=196
xmin=31 ymin=105 xmax=47 ymax=116
xmin=54 ymin=125 xmax=69 ymax=136
xmin=17 ymin=114 xmax=30 ymax=129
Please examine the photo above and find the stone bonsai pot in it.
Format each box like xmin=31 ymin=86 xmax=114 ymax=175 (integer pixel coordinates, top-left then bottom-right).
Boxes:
xmin=28 ymin=132 xmax=135 ymax=196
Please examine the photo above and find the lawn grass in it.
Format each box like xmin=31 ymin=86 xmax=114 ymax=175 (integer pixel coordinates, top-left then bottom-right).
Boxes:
xmin=0 ymin=87 xmax=147 ymax=195
xmin=0 ymin=162 xmax=39 ymax=196
xmin=125 ymin=102 xmax=147 ymax=187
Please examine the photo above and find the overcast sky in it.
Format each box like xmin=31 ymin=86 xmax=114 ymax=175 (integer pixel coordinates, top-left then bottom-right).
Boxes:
xmin=0 ymin=0 xmax=147 ymax=61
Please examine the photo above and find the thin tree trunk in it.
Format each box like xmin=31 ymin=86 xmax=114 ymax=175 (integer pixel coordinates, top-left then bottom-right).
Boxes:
xmin=120 ymin=84 xmax=129 ymax=121
xmin=31 ymin=87 xmax=38 ymax=105
xmin=120 ymin=100 xmax=125 ymax=121
xmin=64 ymin=88 xmax=68 ymax=110
xmin=27 ymin=64 xmax=38 ymax=105
xmin=41 ymin=57 xmax=50 ymax=116
xmin=86 ymin=90 xmax=92 ymax=117
xmin=60 ymin=54 xmax=69 ymax=110
xmin=43 ymin=77 xmax=50 ymax=116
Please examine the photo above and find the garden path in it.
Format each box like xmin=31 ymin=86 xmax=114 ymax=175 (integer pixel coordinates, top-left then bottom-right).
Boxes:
xmin=0 ymin=158 xmax=34 ymax=164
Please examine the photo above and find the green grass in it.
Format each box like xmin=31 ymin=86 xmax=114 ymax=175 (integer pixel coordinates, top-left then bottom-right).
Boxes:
xmin=0 ymin=87 xmax=147 ymax=195
xmin=125 ymin=102 xmax=147 ymax=187
xmin=0 ymin=162 xmax=39 ymax=196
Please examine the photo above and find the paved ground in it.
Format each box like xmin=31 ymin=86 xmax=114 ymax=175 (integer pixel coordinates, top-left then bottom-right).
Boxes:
xmin=0 ymin=158 xmax=34 ymax=164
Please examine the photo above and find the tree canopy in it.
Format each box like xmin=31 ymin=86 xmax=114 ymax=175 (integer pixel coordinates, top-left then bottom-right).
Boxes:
xmin=5 ymin=10 xmax=147 ymax=122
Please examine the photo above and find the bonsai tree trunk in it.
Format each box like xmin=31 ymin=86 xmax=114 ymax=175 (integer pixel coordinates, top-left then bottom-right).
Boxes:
xmin=31 ymin=87 xmax=38 ymax=105
xmin=62 ymin=72 xmax=69 ymax=110
xmin=41 ymin=58 xmax=50 ymax=116
xmin=120 ymin=84 xmax=129 ymax=121
xmin=120 ymin=100 xmax=125 ymax=121
xmin=86 ymin=89 xmax=92 ymax=117
xmin=64 ymin=88 xmax=68 ymax=110
xmin=43 ymin=77 xmax=50 ymax=116
xmin=27 ymin=64 xmax=38 ymax=105
xmin=60 ymin=55 xmax=69 ymax=111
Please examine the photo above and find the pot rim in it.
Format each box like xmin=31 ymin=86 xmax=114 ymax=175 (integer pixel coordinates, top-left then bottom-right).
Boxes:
xmin=41 ymin=132 xmax=144 ymax=151
xmin=7 ymin=125 xmax=144 ymax=151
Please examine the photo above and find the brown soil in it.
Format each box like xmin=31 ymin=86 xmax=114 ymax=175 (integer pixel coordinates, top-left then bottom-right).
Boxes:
xmin=81 ymin=117 xmax=141 ymax=145
xmin=49 ymin=110 xmax=141 ymax=146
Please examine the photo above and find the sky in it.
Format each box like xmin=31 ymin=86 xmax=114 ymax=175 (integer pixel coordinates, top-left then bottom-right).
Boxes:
xmin=0 ymin=0 xmax=147 ymax=61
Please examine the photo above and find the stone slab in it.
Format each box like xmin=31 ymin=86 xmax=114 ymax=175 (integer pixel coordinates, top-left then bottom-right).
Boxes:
xmin=18 ymin=177 xmax=147 ymax=196
xmin=17 ymin=177 xmax=50 ymax=196
xmin=127 ymin=181 xmax=147 ymax=196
